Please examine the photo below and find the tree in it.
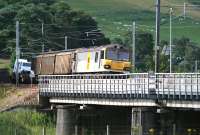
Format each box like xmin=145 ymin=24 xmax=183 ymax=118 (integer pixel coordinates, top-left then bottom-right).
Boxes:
xmin=124 ymin=32 xmax=154 ymax=72
xmin=0 ymin=0 xmax=110 ymax=60
xmin=111 ymin=38 xmax=124 ymax=45
xmin=172 ymin=37 xmax=200 ymax=72
xmin=159 ymin=54 xmax=169 ymax=72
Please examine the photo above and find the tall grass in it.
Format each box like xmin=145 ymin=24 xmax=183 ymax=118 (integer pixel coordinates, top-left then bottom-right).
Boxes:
xmin=0 ymin=111 xmax=56 ymax=135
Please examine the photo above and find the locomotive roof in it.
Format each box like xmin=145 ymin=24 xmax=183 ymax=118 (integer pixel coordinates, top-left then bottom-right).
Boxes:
xmin=75 ymin=44 xmax=128 ymax=52
xmin=34 ymin=44 xmax=127 ymax=57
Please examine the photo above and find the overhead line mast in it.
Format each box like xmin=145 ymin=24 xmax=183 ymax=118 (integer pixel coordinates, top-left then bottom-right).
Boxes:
xmin=155 ymin=0 xmax=160 ymax=73
xmin=16 ymin=21 xmax=20 ymax=86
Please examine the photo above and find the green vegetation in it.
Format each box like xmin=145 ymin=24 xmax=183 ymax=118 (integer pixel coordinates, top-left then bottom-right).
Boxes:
xmin=0 ymin=0 xmax=109 ymax=60
xmin=66 ymin=0 xmax=200 ymax=43
xmin=188 ymin=0 xmax=200 ymax=5
xmin=123 ymin=32 xmax=154 ymax=72
xmin=0 ymin=59 xmax=10 ymax=69
xmin=116 ymin=32 xmax=200 ymax=72
xmin=63 ymin=0 xmax=200 ymax=72
xmin=0 ymin=111 xmax=55 ymax=135
xmin=0 ymin=0 xmax=200 ymax=72
xmin=0 ymin=84 xmax=15 ymax=99
xmin=172 ymin=37 xmax=200 ymax=72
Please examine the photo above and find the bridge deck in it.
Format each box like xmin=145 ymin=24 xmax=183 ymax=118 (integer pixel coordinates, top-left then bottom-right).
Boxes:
xmin=39 ymin=73 xmax=200 ymax=108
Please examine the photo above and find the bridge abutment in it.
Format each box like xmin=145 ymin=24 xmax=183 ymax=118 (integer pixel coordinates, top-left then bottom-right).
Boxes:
xmin=56 ymin=105 xmax=76 ymax=135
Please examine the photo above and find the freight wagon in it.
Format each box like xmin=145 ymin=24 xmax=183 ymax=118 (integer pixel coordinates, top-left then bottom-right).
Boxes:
xmin=32 ymin=44 xmax=132 ymax=76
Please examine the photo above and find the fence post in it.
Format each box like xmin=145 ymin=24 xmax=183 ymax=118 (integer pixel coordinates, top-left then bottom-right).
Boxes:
xmin=139 ymin=125 xmax=143 ymax=135
xmin=75 ymin=125 xmax=78 ymax=135
xmin=81 ymin=127 xmax=85 ymax=135
xmin=173 ymin=124 xmax=176 ymax=135
xmin=106 ymin=125 xmax=110 ymax=135
xmin=15 ymin=128 xmax=17 ymax=135
xmin=30 ymin=76 xmax=33 ymax=88
xmin=42 ymin=127 xmax=46 ymax=135
xmin=131 ymin=108 xmax=134 ymax=135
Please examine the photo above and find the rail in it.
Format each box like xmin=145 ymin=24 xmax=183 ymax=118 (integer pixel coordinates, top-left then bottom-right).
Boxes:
xmin=39 ymin=73 xmax=200 ymax=101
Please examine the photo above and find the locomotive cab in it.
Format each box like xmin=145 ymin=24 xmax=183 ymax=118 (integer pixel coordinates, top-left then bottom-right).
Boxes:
xmin=102 ymin=45 xmax=131 ymax=72
xmin=74 ymin=44 xmax=131 ymax=73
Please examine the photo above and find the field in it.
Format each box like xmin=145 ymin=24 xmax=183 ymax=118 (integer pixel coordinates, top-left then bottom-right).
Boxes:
xmin=65 ymin=0 xmax=200 ymax=43
xmin=0 ymin=58 xmax=10 ymax=69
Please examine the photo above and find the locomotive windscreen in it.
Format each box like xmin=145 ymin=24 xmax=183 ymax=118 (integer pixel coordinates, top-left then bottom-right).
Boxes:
xmin=106 ymin=48 xmax=130 ymax=61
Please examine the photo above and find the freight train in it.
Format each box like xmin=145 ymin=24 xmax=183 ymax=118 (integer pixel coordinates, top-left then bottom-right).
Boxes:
xmin=32 ymin=44 xmax=131 ymax=76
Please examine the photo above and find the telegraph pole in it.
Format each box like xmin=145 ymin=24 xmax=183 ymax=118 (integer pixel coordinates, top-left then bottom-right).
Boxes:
xmin=65 ymin=36 xmax=68 ymax=50
xmin=184 ymin=2 xmax=186 ymax=19
xmin=16 ymin=21 xmax=20 ymax=86
xmin=132 ymin=22 xmax=136 ymax=69
xmin=42 ymin=23 xmax=44 ymax=52
xmin=170 ymin=8 xmax=173 ymax=73
xmin=155 ymin=0 xmax=160 ymax=73
xmin=195 ymin=60 xmax=198 ymax=72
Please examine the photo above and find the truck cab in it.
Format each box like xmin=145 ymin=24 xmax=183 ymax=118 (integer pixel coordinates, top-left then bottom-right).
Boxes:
xmin=12 ymin=59 xmax=35 ymax=83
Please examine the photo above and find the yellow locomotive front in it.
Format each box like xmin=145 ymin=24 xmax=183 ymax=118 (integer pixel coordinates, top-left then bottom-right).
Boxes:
xmin=102 ymin=45 xmax=131 ymax=73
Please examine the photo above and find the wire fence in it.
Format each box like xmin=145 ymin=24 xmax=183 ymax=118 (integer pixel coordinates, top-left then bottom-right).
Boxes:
xmin=0 ymin=124 xmax=55 ymax=135
xmin=2 ymin=124 xmax=200 ymax=135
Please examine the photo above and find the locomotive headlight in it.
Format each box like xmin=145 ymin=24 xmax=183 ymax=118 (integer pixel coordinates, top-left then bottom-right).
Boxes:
xmin=104 ymin=65 xmax=111 ymax=69
xmin=123 ymin=67 xmax=130 ymax=71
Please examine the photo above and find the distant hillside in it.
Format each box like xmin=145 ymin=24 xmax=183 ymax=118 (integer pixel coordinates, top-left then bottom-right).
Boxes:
xmin=65 ymin=0 xmax=200 ymax=44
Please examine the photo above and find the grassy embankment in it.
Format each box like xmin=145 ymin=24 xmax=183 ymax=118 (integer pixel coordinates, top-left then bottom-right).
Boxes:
xmin=66 ymin=0 xmax=200 ymax=43
xmin=0 ymin=84 xmax=15 ymax=99
xmin=0 ymin=111 xmax=55 ymax=135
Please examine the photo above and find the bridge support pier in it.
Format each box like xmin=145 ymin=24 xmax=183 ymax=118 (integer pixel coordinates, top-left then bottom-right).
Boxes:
xmin=131 ymin=108 xmax=142 ymax=135
xmin=131 ymin=107 xmax=157 ymax=135
xmin=56 ymin=105 xmax=76 ymax=135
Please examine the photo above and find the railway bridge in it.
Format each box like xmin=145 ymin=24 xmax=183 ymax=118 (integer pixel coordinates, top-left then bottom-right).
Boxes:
xmin=38 ymin=73 xmax=200 ymax=135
